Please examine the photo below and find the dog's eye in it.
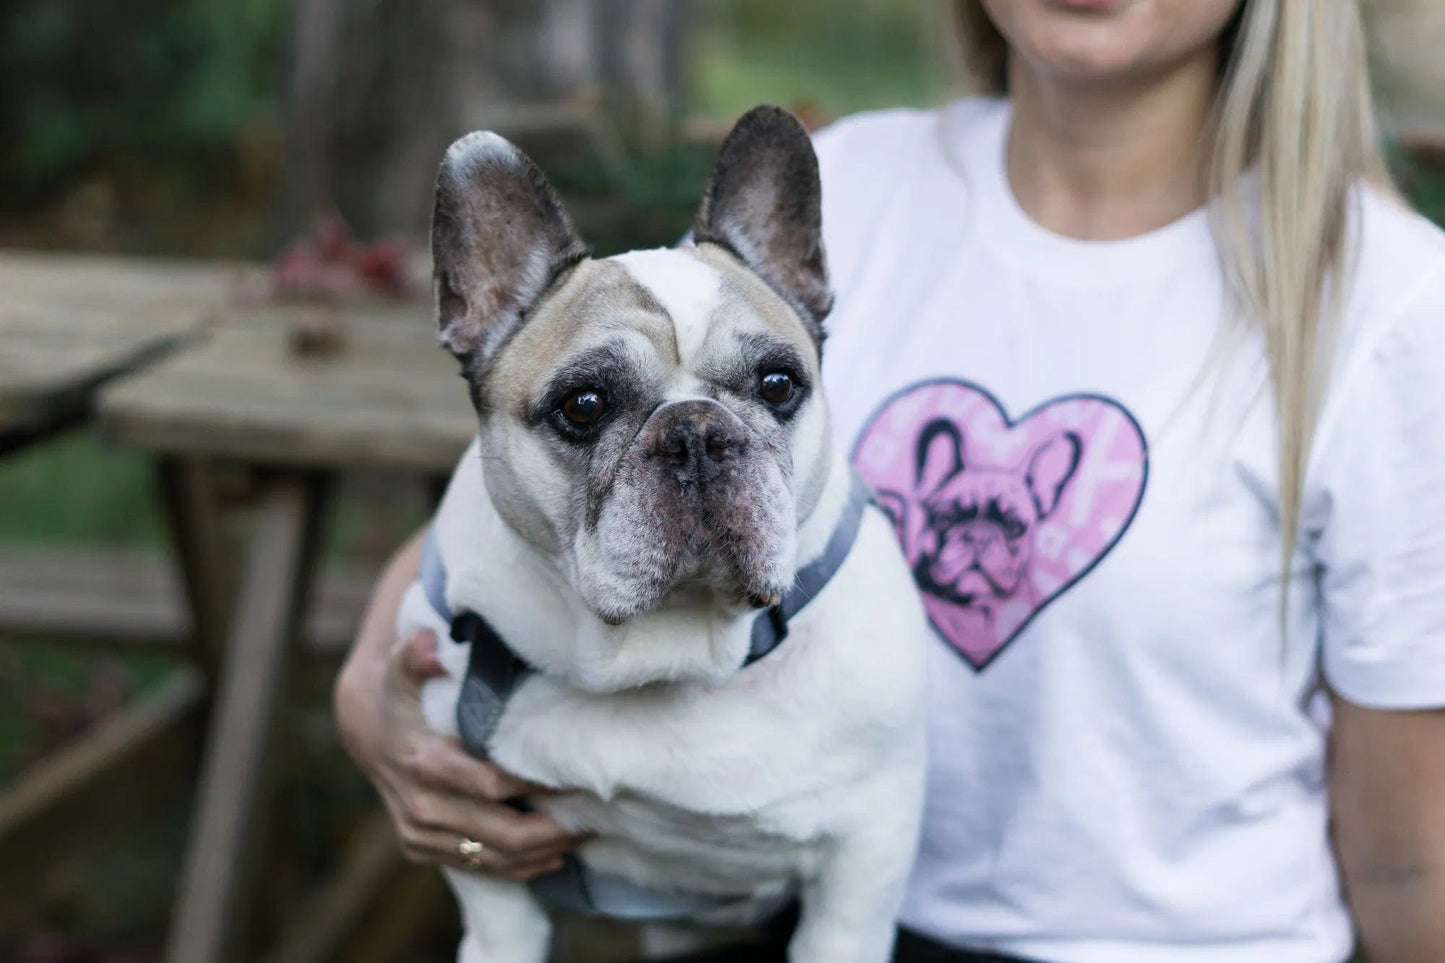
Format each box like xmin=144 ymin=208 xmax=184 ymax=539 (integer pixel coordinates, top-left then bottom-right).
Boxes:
xmin=759 ymin=372 xmax=794 ymax=406
xmin=560 ymin=390 xmax=606 ymax=426
xmin=987 ymin=502 xmax=1027 ymax=540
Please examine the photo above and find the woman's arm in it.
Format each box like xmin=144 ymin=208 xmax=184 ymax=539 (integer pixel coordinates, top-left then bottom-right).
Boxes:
xmin=1330 ymin=693 xmax=1445 ymax=961
xmin=334 ymin=527 xmax=577 ymax=878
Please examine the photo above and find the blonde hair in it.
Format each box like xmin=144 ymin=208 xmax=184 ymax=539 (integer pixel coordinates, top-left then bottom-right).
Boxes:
xmin=947 ymin=0 xmax=1390 ymax=595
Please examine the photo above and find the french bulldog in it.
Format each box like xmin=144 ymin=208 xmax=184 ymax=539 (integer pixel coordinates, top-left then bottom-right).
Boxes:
xmin=900 ymin=418 xmax=1080 ymax=632
xmin=396 ymin=106 xmax=928 ymax=963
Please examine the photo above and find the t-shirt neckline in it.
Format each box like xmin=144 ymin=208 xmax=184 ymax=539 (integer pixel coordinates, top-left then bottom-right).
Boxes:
xmin=941 ymin=98 xmax=1215 ymax=286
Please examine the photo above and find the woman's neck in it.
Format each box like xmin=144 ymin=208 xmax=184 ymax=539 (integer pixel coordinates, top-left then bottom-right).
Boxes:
xmin=1005 ymin=51 xmax=1219 ymax=240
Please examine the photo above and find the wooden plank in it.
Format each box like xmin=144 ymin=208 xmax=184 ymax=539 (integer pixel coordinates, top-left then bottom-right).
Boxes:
xmin=159 ymin=458 xmax=237 ymax=679
xmin=100 ymin=304 xmax=477 ymax=473
xmin=0 ymin=668 xmax=205 ymax=926
xmin=0 ymin=251 xmax=243 ymax=439
xmin=259 ymin=813 xmax=405 ymax=963
xmin=0 ymin=545 xmax=372 ymax=654
xmin=163 ymin=475 xmax=331 ymax=963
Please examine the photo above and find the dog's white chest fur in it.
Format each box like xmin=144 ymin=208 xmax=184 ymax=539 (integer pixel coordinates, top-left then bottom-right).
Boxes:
xmin=398 ymin=440 xmax=928 ymax=955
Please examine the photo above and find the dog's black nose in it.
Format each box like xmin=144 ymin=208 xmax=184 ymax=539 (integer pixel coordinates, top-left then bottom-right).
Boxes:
xmin=651 ymin=400 xmax=747 ymax=485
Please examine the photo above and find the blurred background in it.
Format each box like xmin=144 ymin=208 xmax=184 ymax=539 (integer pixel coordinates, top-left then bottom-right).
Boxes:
xmin=0 ymin=1 xmax=1441 ymax=961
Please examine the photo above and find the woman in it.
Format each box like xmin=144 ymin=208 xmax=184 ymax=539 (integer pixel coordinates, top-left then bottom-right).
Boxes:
xmin=335 ymin=1 xmax=1445 ymax=960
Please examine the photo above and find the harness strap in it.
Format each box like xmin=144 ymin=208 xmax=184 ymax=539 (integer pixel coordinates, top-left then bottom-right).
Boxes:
xmin=420 ymin=529 xmax=530 ymax=760
xmin=746 ymin=469 xmax=873 ymax=664
xmin=417 ymin=471 xmax=872 ymax=919
xmin=421 ymin=468 xmax=873 ymax=758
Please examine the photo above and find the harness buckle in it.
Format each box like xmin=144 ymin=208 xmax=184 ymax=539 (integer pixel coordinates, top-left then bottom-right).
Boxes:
xmin=451 ymin=611 xmax=485 ymax=646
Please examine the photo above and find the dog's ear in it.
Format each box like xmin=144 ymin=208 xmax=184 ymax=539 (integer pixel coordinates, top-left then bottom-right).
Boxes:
xmin=1025 ymin=432 xmax=1082 ymax=518
xmin=915 ymin=419 xmax=966 ymax=494
xmin=430 ymin=131 xmax=589 ymax=362
xmin=694 ymin=106 xmax=832 ymax=343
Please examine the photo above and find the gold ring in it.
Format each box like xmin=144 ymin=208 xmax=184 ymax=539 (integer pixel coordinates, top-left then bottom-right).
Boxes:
xmin=458 ymin=838 xmax=486 ymax=865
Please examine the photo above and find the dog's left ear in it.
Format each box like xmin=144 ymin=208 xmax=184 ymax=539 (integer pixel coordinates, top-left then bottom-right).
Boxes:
xmin=431 ymin=131 xmax=589 ymax=362
xmin=694 ymin=106 xmax=832 ymax=343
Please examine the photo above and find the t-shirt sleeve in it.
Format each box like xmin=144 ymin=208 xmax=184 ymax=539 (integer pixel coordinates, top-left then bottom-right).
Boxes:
xmin=1313 ymin=260 xmax=1445 ymax=709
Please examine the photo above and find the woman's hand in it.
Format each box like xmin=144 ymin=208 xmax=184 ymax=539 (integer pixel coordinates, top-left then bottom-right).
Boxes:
xmin=334 ymin=531 xmax=579 ymax=879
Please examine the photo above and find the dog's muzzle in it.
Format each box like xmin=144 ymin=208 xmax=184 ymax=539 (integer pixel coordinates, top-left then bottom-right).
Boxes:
xmin=645 ymin=399 xmax=750 ymax=488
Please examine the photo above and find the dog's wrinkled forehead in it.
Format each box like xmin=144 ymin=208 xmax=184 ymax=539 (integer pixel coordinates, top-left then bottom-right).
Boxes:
xmin=610 ymin=249 xmax=722 ymax=366
xmin=489 ymin=244 xmax=816 ymax=413
xmin=610 ymin=245 xmax=816 ymax=366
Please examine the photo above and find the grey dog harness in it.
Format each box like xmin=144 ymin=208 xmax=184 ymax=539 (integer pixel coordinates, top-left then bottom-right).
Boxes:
xmin=419 ymin=470 xmax=873 ymax=919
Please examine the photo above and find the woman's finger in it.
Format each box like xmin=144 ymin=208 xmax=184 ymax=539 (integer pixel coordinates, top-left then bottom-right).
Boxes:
xmin=404 ymin=734 xmax=546 ymax=801
xmin=403 ymin=791 xmax=577 ymax=856
xmin=395 ymin=821 xmax=573 ymax=874
xmin=385 ymin=782 xmax=578 ymax=859
xmin=460 ymin=804 xmax=577 ymax=857
xmin=397 ymin=628 xmax=446 ymax=681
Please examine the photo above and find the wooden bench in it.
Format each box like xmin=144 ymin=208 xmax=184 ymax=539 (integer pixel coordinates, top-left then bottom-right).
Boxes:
xmin=98 ymin=299 xmax=477 ymax=963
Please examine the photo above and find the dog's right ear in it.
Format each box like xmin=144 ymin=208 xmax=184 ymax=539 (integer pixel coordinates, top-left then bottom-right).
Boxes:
xmin=430 ymin=132 xmax=589 ymax=362
xmin=1025 ymin=432 xmax=1082 ymax=518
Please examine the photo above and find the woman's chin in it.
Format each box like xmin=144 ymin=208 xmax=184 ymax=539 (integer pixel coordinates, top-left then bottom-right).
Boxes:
xmin=985 ymin=0 xmax=1241 ymax=90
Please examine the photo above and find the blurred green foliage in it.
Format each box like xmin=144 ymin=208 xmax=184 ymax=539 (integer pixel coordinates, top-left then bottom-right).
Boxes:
xmin=0 ymin=434 xmax=162 ymax=547
xmin=695 ymin=0 xmax=944 ymax=117
xmin=550 ymin=139 xmax=719 ymax=256
xmin=1391 ymin=149 xmax=1445 ymax=227
xmin=553 ymin=0 xmax=944 ymax=255
xmin=0 ymin=642 xmax=175 ymax=782
xmin=1 ymin=0 xmax=290 ymax=208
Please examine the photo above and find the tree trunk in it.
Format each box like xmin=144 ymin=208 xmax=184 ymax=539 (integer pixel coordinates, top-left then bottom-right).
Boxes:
xmin=284 ymin=0 xmax=691 ymax=240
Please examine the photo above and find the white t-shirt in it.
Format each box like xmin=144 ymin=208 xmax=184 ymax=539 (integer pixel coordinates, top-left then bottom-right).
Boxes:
xmin=815 ymin=98 xmax=1445 ymax=963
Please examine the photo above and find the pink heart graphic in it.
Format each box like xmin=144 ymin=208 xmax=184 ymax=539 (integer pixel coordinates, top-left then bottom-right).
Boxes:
xmin=852 ymin=379 xmax=1148 ymax=671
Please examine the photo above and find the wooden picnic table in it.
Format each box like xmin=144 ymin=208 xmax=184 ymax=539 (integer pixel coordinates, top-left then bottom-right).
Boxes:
xmin=101 ymin=303 xmax=475 ymax=473
xmin=0 ymin=250 xmax=240 ymax=452
xmin=0 ymin=250 xmax=232 ymax=932
xmin=97 ymin=299 xmax=477 ymax=963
